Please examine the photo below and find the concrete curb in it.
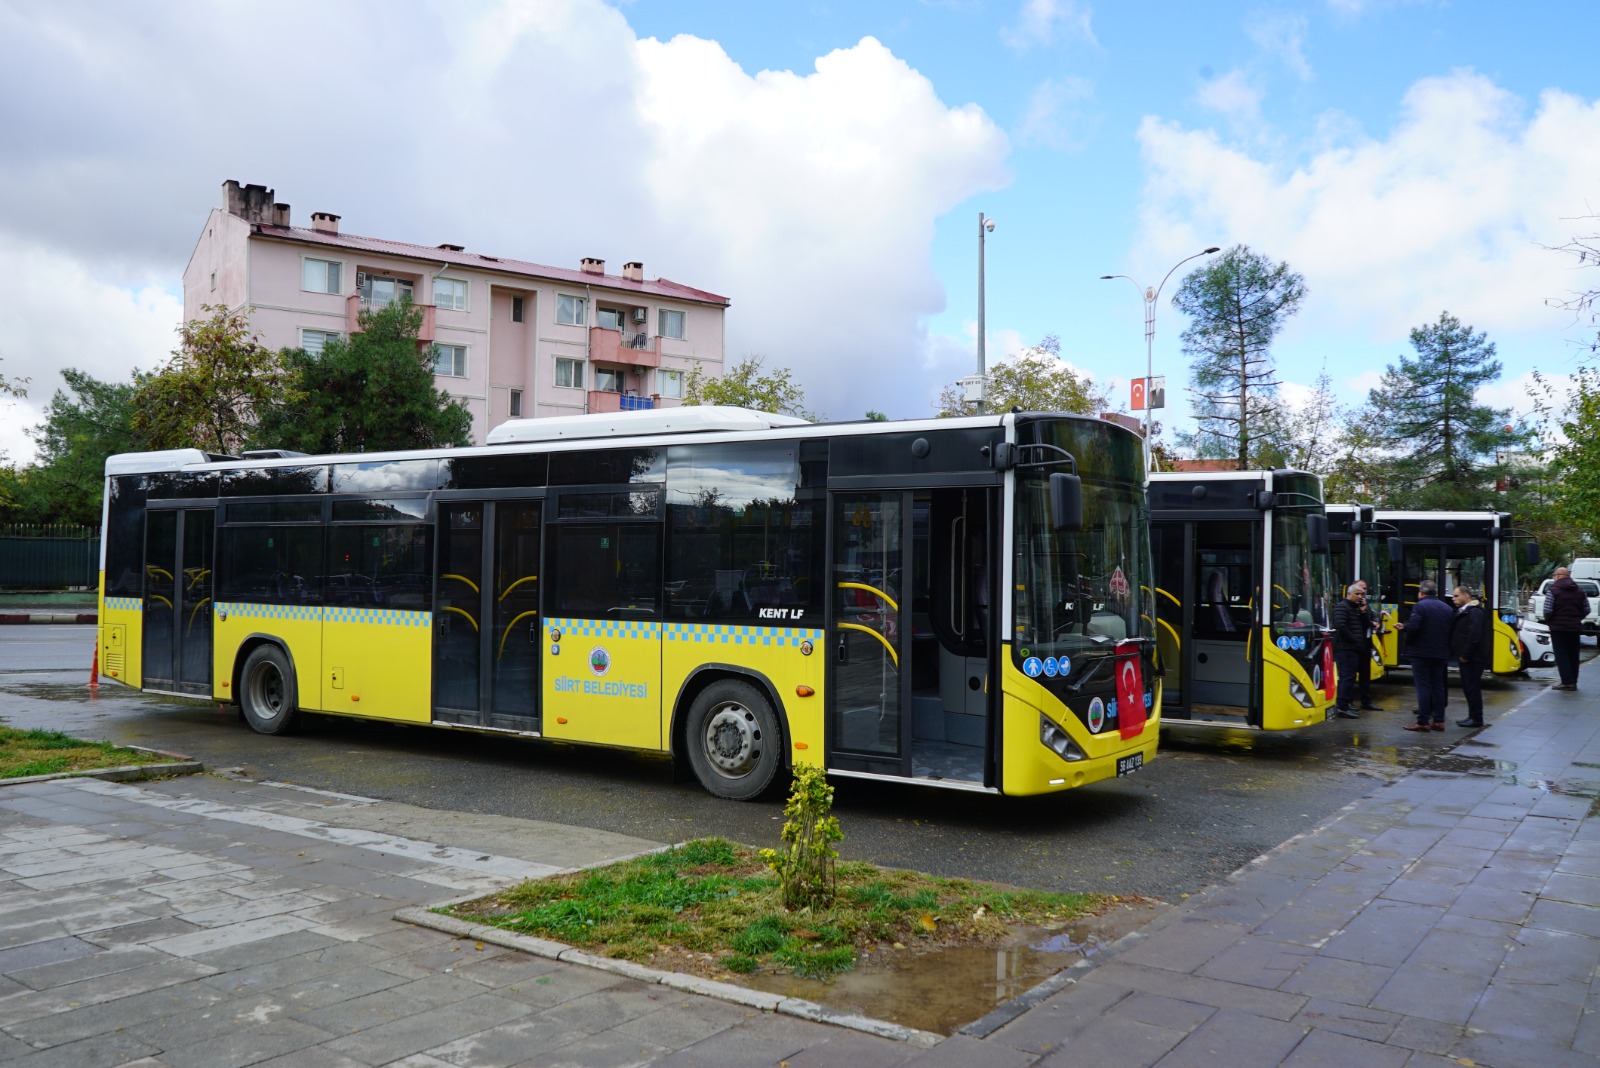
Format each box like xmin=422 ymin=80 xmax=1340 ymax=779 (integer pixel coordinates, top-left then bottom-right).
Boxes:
xmin=394 ymin=906 xmax=944 ymax=1047
xmin=0 ymin=756 xmax=203 ymax=787
xmin=0 ymin=612 xmax=97 ymax=625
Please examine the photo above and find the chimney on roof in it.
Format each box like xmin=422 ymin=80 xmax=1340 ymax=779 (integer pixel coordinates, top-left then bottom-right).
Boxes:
xmin=311 ymin=212 xmax=340 ymax=234
xmin=622 ymin=261 xmax=643 ymax=282
xmin=580 ymin=257 xmax=605 ymax=275
xmin=223 ymin=180 xmax=286 ymax=225
xmin=437 ymin=243 xmax=465 ymax=252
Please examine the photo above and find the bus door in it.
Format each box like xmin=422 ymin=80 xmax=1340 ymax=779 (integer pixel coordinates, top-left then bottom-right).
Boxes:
xmin=825 ymin=486 xmax=996 ymax=783
xmin=142 ymin=507 xmax=214 ymax=696
xmin=1189 ymin=520 xmax=1262 ymax=724
xmin=433 ymin=499 xmax=544 ymax=731
xmin=1394 ymin=541 xmax=1486 ymax=662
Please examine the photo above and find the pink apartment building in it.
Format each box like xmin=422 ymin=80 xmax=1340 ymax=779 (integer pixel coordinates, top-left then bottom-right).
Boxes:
xmin=183 ymin=181 xmax=729 ymax=443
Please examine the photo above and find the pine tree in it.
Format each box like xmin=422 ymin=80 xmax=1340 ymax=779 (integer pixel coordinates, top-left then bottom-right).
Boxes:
xmin=1364 ymin=311 xmax=1521 ymax=508
xmin=1170 ymin=246 xmax=1307 ymax=469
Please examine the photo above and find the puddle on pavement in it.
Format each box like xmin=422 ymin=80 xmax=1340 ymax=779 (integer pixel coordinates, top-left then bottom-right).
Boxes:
xmin=1 ymin=681 xmax=204 ymax=708
xmin=739 ymin=899 xmax=1167 ymax=1035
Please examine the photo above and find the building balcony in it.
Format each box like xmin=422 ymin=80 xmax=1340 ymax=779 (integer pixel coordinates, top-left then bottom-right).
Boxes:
xmin=587 ymin=390 xmax=655 ymax=413
xmin=347 ymin=295 xmax=436 ymax=343
xmin=589 ymin=326 xmax=660 ymax=368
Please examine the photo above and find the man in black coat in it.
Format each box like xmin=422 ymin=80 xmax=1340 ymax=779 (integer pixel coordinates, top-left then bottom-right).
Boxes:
xmin=1544 ymin=567 xmax=1588 ymax=691
xmin=1401 ymin=580 xmax=1454 ymax=731
xmin=1450 ymin=585 xmax=1491 ymax=727
xmin=1331 ymin=581 xmax=1379 ymax=718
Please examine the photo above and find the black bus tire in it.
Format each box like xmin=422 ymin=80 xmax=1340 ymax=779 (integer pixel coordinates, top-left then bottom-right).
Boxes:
xmin=239 ymin=644 xmax=300 ymax=736
xmin=685 ymin=680 xmax=782 ymax=801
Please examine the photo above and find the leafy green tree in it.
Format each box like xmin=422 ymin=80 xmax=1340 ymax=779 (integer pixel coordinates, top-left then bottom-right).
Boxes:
xmin=132 ymin=305 xmax=293 ymax=454
xmin=1250 ymin=371 xmax=1340 ymax=473
xmin=254 ymin=301 xmax=472 ymax=454
xmin=16 ymin=369 xmax=147 ymax=526
xmin=1545 ymin=364 xmax=1600 ymax=549
xmin=935 ymin=335 xmax=1108 ymax=416
xmin=864 ymin=410 xmax=888 ymax=421
xmin=683 ymin=356 xmax=816 ymax=420
xmin=1171 ymin=246 xmax=1307 ymax=467
xmin=1362 ymin=312 xmax=1522 ymax=508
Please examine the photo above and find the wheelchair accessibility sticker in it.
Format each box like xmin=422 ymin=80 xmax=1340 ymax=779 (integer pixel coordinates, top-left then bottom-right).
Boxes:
xmin=1276 ymin=635 xmax=1308 ymax=651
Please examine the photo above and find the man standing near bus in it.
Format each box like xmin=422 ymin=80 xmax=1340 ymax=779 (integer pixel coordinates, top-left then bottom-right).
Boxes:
xmin=1403 ymin=581 xmax=1454 ymax=731
xmin=1450 ymin=585 xmax=1491 ymax=727
xmin=1545 ymin=566 xmax=1588 ymax=691
xmin=1331 ymin=581 xmax=1378 ymax=718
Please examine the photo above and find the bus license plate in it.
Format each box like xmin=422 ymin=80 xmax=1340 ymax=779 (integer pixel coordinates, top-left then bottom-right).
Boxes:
xmin=1117 ymin=753 xmax=1143 ymax=777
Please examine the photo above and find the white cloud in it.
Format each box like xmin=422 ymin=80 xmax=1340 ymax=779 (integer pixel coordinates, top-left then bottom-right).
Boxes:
xmin=1246 ymin=12 xmax=1312 ymax=81
xmin=1015 ymin=76 xmax=1097 ymax=151
xmin=1134 ymin=70 xmax=1600 ymax=349
xmin=0 ymin=0 xmax=1010 ymax=451
xmin=1001 ymin=0 xmax=1097 ymax=51
xmin=1196 ymin=70 xmax=1264 ymax=125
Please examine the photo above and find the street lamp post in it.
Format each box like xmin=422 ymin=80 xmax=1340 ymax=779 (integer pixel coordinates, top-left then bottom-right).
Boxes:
xmin=1101 ymin=246 xmax=1221 ymax=450
xmin=977 ymin=212 xmax=995 ymax=414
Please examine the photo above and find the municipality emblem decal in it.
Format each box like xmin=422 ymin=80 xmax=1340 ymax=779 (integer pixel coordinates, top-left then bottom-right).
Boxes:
xmin=589 ymin=647 xmax=611 ymax=676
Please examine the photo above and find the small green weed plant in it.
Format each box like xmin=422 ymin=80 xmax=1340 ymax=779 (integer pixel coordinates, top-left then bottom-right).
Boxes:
xmin=759 ymin=763 xmax=844 ymax=911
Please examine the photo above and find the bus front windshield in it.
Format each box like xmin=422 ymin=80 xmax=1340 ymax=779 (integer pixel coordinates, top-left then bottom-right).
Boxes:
xmin=1012 ymin=476 xmax=1150 ymax=662
xmin=1270 ymin=508 xmax=1331 ymax=633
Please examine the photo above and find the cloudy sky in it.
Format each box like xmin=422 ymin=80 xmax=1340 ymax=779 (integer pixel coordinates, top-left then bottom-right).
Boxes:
xmin=0 ymin=0 xmax=1596 ymax=462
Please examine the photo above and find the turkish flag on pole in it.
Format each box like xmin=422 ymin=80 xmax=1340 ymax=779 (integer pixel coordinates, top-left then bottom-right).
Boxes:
xmin=1130 ymin=378 xmax=1147 ymax=411
xmin=1116 ymin=640 xmax=1146 ymax=739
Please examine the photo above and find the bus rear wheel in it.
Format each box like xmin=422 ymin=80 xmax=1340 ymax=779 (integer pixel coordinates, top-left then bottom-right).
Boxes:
xmin=685 ymin=680 xmax=782 ymax=800
xmin=240 ymin=645 xmax=300 ymax=736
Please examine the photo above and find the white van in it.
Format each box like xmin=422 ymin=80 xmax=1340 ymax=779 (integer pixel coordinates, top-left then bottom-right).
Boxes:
xmin=1570 ymin=558 xmax=1600 ymax=582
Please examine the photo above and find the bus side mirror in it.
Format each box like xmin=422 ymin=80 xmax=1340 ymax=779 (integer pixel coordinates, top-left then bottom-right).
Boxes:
xmin=1049 ymin=472 xmax=1083 ymax=532
xmin=1359 ymin=504 xmax=1374 ymax=527
xmin=1307 ymin=513 xmax=1330 ymax=554
xmin=1387 ymin=537 xmax=1402 ymax=563
xmin=1254 ymin=490 xmax=1276 ymax=510
xmin=1526 ymin=541 xmax=1541 ymax=565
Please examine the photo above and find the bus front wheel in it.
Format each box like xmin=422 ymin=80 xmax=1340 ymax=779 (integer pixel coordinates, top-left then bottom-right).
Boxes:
xmin=240 ymin=645 xmax=300 ymax=736
xmin=685 ymin=680 xmax=782 ymax=801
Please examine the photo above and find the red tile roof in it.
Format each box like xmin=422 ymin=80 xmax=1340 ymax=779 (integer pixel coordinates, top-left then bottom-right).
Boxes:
xmin=1166 ymin=458 xmax=1244 ymax=472
xmin=250 ymin=224 xmax=730 ymax=306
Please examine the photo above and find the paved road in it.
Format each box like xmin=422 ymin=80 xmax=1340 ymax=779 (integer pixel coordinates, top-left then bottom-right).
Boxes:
xmin=0 ymin=626 xmax=1580 ymax=903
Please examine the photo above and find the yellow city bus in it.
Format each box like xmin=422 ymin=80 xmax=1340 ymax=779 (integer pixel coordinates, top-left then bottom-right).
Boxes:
xmin=98 ymin=406 xmax=1158 ymax=799
xmin=1373 ymin=510 xmax=1532 ymax=676
xmin=1148 ymin=470 xmax=1335 ymax=731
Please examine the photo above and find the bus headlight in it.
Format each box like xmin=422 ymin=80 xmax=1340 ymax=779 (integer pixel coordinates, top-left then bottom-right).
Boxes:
xmin=1288 ymin=677 xmax=1315 ymax=708
xmin=1040 ymin=715 xmax=1085 ymax=761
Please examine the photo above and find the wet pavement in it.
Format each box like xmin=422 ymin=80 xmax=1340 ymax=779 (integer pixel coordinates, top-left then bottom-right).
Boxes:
xmin=0 ymin=633 xmax=1593 ymax=1061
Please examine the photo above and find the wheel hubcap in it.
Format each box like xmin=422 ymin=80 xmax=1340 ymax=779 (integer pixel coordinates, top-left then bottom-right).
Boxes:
xmin=704 ymin=702 xmax=761 ymax=775
xmin=252 ymin=665 xmax=284 ymax=720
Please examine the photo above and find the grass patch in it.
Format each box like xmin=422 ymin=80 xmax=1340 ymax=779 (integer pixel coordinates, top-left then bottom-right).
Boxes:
xmin=443 ymin=837 xmax=1109 ymax=981
xmin=0 ymin=727 xmax=173 ymax=780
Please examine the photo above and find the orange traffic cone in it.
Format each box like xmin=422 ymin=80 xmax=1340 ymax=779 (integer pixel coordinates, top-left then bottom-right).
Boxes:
xmin=88 ymin=642 xmax=100 ymax=693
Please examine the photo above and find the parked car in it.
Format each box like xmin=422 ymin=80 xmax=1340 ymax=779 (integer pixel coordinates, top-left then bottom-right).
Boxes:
xmin=1531 ymin=577 xmax=1600 ymax=635
xmin=1520 ymin=619 xmax=1555 ymax=665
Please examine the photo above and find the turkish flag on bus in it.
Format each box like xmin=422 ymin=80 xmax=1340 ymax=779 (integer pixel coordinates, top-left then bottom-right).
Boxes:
xmin=1321 ymin=640 xmax=1336 ymax=702
xmin=1116 ymin=640 xmax=1146 ymax=739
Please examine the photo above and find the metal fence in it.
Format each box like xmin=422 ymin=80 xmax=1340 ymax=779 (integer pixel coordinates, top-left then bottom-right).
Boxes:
xmin=0 ymin=526 xmax=100 ymax=589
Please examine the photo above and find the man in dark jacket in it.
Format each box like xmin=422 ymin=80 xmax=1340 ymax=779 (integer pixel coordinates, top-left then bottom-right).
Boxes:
xmin=1450 ymin=586 xmax=1491 ymax=727
xmin=1402 ymin=580 xmax=1454 ymax=731
xmin=1331 ymin=581 xmax=1378 ymax=718
xmin=1545 ymin=566 xmax=1588 ymax=690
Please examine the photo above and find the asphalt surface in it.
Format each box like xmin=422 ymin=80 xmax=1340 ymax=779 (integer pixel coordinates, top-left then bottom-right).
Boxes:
xmin=0 ymin=626 xmax=1585 ymax=903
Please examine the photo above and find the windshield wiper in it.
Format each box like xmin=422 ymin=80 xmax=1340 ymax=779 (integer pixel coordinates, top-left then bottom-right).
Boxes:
xmin=1067 ymin=654 xmax=1111 ymax=693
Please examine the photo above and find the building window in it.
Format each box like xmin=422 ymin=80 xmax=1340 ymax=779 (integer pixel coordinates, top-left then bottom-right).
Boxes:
xmin=659 ymin=308 xmax=685 ymax=340
xmin=511 ymin=296 xmax=524 ymax=323
xmin=301 ymin=329 xmax=340 ymax=356
xmin=435 ymin=277 xmax=468 ymax=312
xmin=509 ymin=389 xmax=523 ymax=417
xmin=557 ymin=294 xmax=586 ymax=326
xmin=555 ymin=357 xmax=584 ymax=389
xmin=594 ymin=367 xmax=624 ymax=393
xmin=432 ymin=344 xmax=468 ymax=378
xmin=209 ymin=271 xmax=217 ymax=292
xmin=302 ymin=258 xmax=342 ymax=294
xmin=657 ymin=369 xmax=684 ymax=399
xmin=359 ymin=273 xmax=413 ymax=307
xmin=597 ymin=307 xmax=625 ymax=331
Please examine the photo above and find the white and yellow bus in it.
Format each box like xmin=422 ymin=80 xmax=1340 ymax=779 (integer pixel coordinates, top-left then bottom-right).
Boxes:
xmin=1148 ymin=469 xmax=1336 ymax=731
xmin=98 ymin=406 xmax=1158 ymax=799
